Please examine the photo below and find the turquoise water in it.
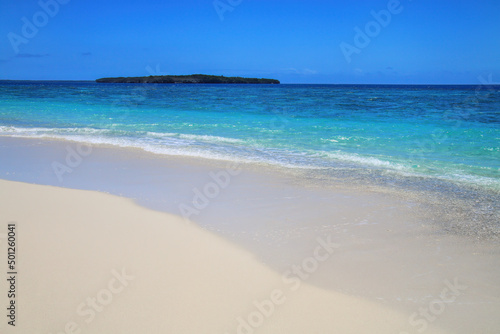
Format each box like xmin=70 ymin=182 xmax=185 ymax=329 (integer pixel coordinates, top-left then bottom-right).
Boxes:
xmin=0 ymin=81 xmax=499 ymax=191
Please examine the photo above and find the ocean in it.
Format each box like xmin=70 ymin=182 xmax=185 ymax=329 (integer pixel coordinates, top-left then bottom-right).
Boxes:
xmin=1 ymin=81 xmax=498 ymax=191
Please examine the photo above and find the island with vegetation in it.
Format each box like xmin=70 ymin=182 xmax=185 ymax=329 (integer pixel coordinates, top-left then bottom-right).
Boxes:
xmin=96 ymin=74 xmax=280 ymax=84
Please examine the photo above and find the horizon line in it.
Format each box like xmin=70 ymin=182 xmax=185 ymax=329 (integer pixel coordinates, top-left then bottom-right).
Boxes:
xmin=1 ymin=79 xmax=498 ymax=86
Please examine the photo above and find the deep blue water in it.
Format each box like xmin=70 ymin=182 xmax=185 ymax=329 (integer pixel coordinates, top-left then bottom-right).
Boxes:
xmin=0 ymin=81 xmax=499 ymax=191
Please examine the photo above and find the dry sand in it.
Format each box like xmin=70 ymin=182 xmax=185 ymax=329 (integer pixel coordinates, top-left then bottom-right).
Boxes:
xmin=0 ymin=179 xmax=451 ymax=334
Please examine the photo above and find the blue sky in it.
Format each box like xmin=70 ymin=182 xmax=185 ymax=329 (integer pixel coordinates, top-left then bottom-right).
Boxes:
xmin=0 ymin=0 xmax=499 ymax=83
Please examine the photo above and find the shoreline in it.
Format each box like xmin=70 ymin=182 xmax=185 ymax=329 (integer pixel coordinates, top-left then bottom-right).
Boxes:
xmin=1 ymin=135 xmax=498 ymax=240
xmin=1 ymin=120 xmax=499 ymax=195
xmin=0 ymin=136 xmax=499 ymax=333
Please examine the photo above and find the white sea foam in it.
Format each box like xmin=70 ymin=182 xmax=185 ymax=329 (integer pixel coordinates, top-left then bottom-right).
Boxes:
xmin=178 ymin=133 xmax=244 ymax=144
xmin=0 ymin=125 xmax=264 ymax=165
xmin=323 ymin=151 xmax=407 ymax=171
xmin=0 ymin=125 xmax=498 ymax=190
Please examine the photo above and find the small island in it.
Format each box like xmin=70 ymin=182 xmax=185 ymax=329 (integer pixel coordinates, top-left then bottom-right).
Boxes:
xmin=96 ymin=74 xmax=280 ymax=84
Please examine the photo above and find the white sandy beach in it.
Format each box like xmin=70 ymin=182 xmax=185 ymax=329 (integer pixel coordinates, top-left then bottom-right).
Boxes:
xmin=0 ymin=137 xmax=499 ymax=333
xmin=0 ymin=179 xmax=456 ymax=334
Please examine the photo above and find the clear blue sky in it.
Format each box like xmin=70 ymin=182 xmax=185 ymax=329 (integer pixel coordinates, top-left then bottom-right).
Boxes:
xmin=1 ymin=0 xmax=499 ymax=84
